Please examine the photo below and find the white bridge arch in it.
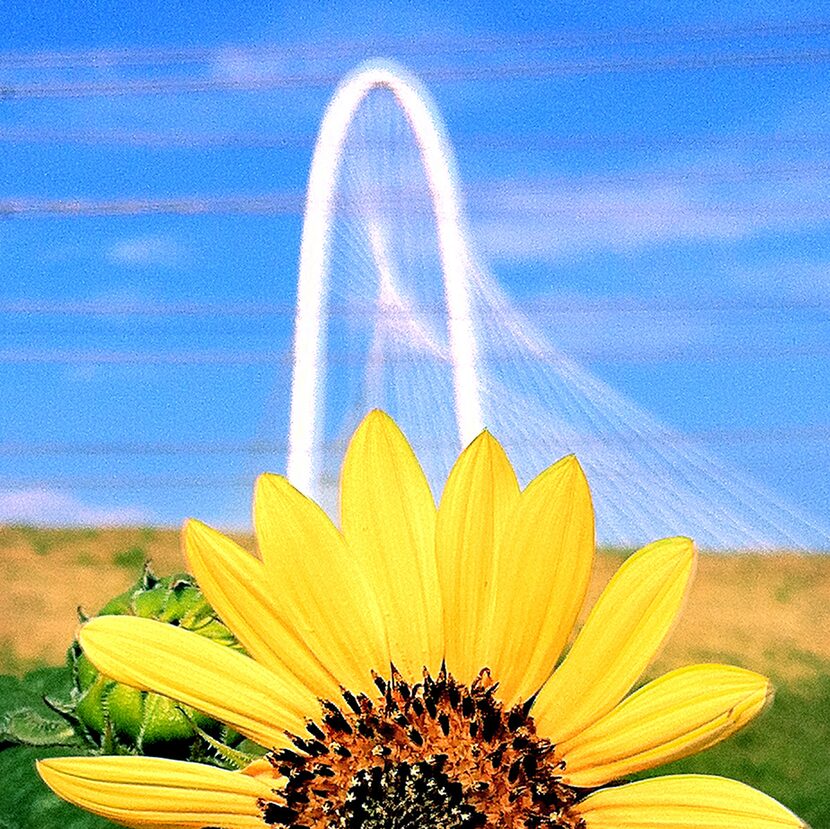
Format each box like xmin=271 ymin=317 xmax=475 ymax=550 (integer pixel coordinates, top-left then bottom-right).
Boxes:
xmin=287 ymin=62 xmax=484 ymax=498
xmin=283 ymin=60 xmax=830 ymax=550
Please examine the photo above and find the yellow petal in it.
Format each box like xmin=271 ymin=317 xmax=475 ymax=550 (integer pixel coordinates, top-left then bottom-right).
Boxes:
xmin=558 ymin=664 xmax=773 ymax=787
xmin=534 ymin=537 xmax=696 ymax=744
xmin=38 ymin=756 xmax=278 ymax=829
xmin=79 ymin=615 xmax=318 ymax=749
xmin=488 ymin=454 xmax=594 ymax=706
xmin=254 ymin=473 xmax=390 ymax=697
xmin=435 ymin=431 xmax=519 ymax=685
xmin=339 ymin=410 xmax=442 ymax=681
xmin=184 ymin=519 xmax=342 ymax=701
xmin=573 ymin=774 xmax=808 ymax=828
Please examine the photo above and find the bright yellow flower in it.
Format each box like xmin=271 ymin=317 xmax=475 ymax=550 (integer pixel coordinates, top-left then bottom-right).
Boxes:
xmin=39 ymin=411 xmax=808 ymax=828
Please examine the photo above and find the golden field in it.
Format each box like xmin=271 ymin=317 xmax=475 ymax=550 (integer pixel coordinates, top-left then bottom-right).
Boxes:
xmin=2 ymin=524 xmax=828 ymax=680
xmin=1 ymin=525 xmax=828 ymax=827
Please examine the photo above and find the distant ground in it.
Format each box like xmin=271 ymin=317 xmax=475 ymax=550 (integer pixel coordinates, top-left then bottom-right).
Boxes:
xmin=1 ymin=524 xmax=828 ymax=679
xmin=1 ymin=524 xmax=828 ymax=827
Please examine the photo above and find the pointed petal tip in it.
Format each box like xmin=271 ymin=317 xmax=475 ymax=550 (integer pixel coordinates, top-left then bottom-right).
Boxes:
xmin=470 ymin=427 xmax=495 ymax=445
xmin=679 ymin=536 xmax=698 ymax=570
xmin=559 ymin=452 xmax=580 ymax=473
xmin=561 ymin=452 xmax=579 ymax=466
xmin=254 ymin=470 xmax=328 ymax=524
xmin=254 ymin=472 xmax=310 ymax=526
xmin=537 ymin=452 xmax=591 ymax=491
xmin=348 ymin=409 xmax=410 ymax=456
xmin=182 ymin=516 xmax=230 ymax=568
xmin=642 ymin=535 xmax=698 ymax=567
xmin=37 ymin=755 xmax=87 ymax=779
xmin=676 ymin=536 xmax=697 ymax=564
xmin=254 ymin=471 xmax=273 ymax=500
xmin=37 ymin=755 xmax=84 ymax=783
xmin=254 ymin=470 xmax=286 ymax=494
xmin=76 ymin=613 xmax=113 ymax=650
xmin=183 ymin=516 xmax=208 ymax=540
xmin=258 ymin=470 xmax=284 ymax=483
xmin=464 ymin=428 xmax=510 ymax=460
xmin=361 ymin=408 xmax=395 ymax=430
xmin=564 ymin=453 xmax=590 ymax=486
xmin=35 ymin=757 xmax=60 ymax=791
xmin=349 ymin=410 xmax=426 ymax=468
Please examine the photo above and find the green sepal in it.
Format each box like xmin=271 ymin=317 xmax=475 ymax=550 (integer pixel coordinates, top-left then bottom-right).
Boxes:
xmin=66 ymin=564 xmax=247 ymax=761
xmin=176 ymin=707 xmax=266 ymax=770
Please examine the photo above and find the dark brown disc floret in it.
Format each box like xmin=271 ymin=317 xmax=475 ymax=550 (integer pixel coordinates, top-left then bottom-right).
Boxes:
xmin=259 ymin=668 xmax=585 ymax=828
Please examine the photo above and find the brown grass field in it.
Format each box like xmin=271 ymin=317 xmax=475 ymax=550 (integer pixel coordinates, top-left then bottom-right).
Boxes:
xmin=2 ymin=524 xmax=828 ymax=679
xmin=3 ymin=524 xmax=829 ymax=829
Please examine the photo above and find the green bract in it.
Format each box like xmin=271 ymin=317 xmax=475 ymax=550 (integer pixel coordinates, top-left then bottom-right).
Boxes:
xmin=67 ymin=566 xmax=245 ymax=759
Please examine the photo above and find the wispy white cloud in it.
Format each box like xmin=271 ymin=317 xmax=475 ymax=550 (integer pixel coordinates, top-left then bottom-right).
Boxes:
xmin=470 ymin=175 xmax=830 ymax=264
xmin=105 ymin=235 xmax=181 ymax=267
xmin=211 ymin=46 xmax=293 ymax=83
xmin=0 ymin=487 xmax=150 ymax=526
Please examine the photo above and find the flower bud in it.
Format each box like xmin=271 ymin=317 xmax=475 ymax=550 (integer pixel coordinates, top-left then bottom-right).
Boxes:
xmin=70 ymin=566 xmax=243 ymax=759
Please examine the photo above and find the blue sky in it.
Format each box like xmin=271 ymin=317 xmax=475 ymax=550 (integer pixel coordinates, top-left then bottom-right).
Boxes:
xmin=0 ymin=1 xmax=828 ymax=542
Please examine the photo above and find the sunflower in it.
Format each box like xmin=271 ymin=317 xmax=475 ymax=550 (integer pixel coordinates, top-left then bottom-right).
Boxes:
xmin=39 ymin=411 xmax=807 ymax=829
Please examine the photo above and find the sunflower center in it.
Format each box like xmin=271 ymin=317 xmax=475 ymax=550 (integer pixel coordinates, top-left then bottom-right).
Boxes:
xmin=259 ymin=668 xmax=584 ymax=829
xmin=341 ymin=759 xmax=484 ymax=828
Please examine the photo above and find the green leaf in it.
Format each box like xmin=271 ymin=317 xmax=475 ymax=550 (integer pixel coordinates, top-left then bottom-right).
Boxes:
xmin=0 ymin=708 xmax=76 ymax=747
xmin=0 ymin=669 xmax=82 ymax=750
xmin=0 ymin=669 xmax=118 ymax=826
xmin=0 ymin=746 xmax=118 ymax=829
xmin=21 ymin=666 xmax=74 ymax=703
xmin=0 ymin=677 xmax=37 ymax=722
